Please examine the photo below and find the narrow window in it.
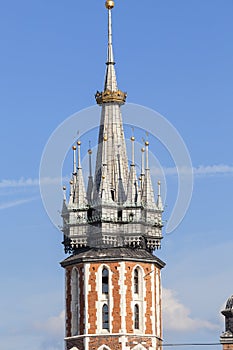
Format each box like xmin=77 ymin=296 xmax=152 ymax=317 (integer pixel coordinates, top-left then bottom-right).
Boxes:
xmin=102 ymin=304 xmax=109 ymax=330
xmin=134 ymin=268 xmax=139 ymax=294
xmin=118 ymin=210 xmax=122 ymax=221
xmin=134 ymin=304 xmax=139 ymax=329
xmin=102 ymin=268 xmax=109 ymax=294
xmin=129 ymin=213 xmax=134 ymax=222
xmin=87 ymin=208 xmax=92 ymax=220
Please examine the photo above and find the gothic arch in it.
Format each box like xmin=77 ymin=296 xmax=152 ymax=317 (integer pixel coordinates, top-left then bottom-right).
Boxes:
xmin=98 ymin=346 xmax=111 ymax=350
xmin=132 ymin=345 xmax=147 ymax=350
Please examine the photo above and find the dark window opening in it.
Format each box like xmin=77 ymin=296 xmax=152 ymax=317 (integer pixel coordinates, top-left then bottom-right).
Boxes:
xmin=111 ymin=189 xmax=115 ymax=201
xmin=87 ymin=208 xmax=92 ymax=220
xmin=102 ymin=268 xmax=109 ymax=294
xmin=118 ymin=210 xmax=122 ymax=221
xmin=134 ymin=268 xmax=139 ymax=294
xmin=102 ymin=304 xmax=109 ymax=330
xmin=134 ymin=304 xmax=139 ymax=329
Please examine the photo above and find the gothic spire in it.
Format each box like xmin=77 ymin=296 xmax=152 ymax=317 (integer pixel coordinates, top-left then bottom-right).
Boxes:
xmin=87 ymin=146 xmax=94 ymax=204
xmin=141 ymin=141 xmax=157 ymax=208
xmin=62 ymin=185 xmax=68 ymax=214
xmin=125 ymin=136 xmax=139 ymax=205
xmin=94 ymin=1 xmax=128 ymax=203
xmin=61 ymin=0 xmax=164 ymax=254
xmin=157 ymin=180 xmax=164 ymax=211
xmin=104 ymin=1 xmax=117 ymax=92
xmin=72 ymin=142 xmax=88 ymax=208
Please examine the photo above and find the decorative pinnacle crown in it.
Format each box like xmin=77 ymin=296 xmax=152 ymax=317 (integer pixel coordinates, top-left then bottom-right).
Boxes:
xmin=95 ymin=89 xmax=127 ymax=105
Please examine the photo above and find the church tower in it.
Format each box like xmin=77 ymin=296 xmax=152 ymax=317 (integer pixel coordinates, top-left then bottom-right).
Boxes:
xmin=61 ymin=2 xmax=165 ymax=349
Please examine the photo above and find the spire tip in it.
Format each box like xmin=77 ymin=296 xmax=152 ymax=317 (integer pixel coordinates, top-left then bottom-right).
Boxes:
xmin=105 ymin=0 xmax=114 ymax=9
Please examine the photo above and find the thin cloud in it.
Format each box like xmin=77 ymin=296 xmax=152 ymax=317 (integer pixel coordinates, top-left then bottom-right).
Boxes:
xmin=0 ymin=164 xmax=232 ymax=190
xmin=0 ymin=177 xmax=69 ymax=189
xmin=162 ymin=288 xmax=219 ymax=332
xmin=151 ymin=164 xmax=233 ymax=177
xmin=0 ymin=197 xmax=38 ymax=210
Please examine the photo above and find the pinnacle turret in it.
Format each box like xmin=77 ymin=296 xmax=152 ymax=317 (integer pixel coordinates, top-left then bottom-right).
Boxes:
xmin=87 ymin=147 xmax=94 ymax=204
xmin=125 ymin=137 xmax=139 ymax=206
xmin=62 ymin=1 xmax=163 ymax=253
xmin=141 ymin=142 xmax=157 ymax=208
xmin=73 ymin=142 xmax=88 ymax=208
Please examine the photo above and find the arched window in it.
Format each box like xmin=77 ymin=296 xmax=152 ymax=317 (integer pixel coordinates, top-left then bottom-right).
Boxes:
xmin=102 ymin=304 xmax=109 ymax=330
xmin=102 ymin=268 xmax=109 ymax=295
xmin=134 ymin=304 xmax=139 ymax=329
xmin=134 ymin=268 xmax=139 ymax=294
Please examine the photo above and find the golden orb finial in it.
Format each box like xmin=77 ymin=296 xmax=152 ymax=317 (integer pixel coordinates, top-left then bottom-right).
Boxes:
xmin=158 ymin=180 xmax=161 ymax=186
xmin=88 ymin=149 xmax=92 ymax=155
xmin=105 ymin=0 xmax=114 ymax=10
xmin=145 ymin=141 xmax=149 ymax=147
xmin=77 ymin=140 xmax=81 ymax=146
xmin=63 ymin=186 xmax=66 ymax=191
xmin=72 ymin=145 xmax=76 ymax=151
xmin=141 ymin=147 xmax=145 ymax=153
xmin=131 ymin=136 xmax=135 ymax=142
xmin=103 ymin=135 xmax=108 ymax=142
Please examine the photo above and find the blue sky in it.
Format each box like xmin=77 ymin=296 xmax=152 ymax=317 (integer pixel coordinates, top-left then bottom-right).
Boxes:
xmin=0 ymin=1 xmax=233 ymax=349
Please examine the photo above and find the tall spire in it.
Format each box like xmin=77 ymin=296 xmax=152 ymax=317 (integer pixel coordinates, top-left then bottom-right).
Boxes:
xmin=95 ymin=1 xmax=127 ymax=104
xmin=94 ymin=1 xmax=128 ymax=203
xmin=104 ymin=1 xmax=117 ymax=92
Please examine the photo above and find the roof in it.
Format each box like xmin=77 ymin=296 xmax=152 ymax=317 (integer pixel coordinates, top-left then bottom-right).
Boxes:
xmin=60 ymin=247 xmax=165 ymax=269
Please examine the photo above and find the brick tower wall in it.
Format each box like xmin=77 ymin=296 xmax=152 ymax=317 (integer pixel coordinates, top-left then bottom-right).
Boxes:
xmin=222 ymin=345 xmax=233 ymax=350
xmin=63 ymin=258 xmax=163 ymax=350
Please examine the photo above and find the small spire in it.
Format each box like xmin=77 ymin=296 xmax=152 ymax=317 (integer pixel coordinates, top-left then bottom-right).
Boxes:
xmin=88 ymin=142 xmax=93 ymax=177
xmin=77 ymin=140 xmax=81 ymax=169
xmin=68 ymin=180 xmax=74 ymax=206
xmin=72 ymin=145 xmax=77 ymax=174
xmin=62 ymin=185 xmax=68 ymax=214
xmin=87 ymin=146 xmax=94 ymax=203
xmin=141 ymin=141 xmax=156 ymax=208
xmin=72 ymin=141 xmax=88 ymax=208
xmin=157 ymin=180 xmax=164 ymax=211
xmin=131 ymin=136 xmax=135 ymax=165
xmin=141 ymin=147 xmax=145 ymax=174
xmin=63 ymin=185 xmax=67 ymax=201
xmin=145 ymin=141 xmax=149 ymax=170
